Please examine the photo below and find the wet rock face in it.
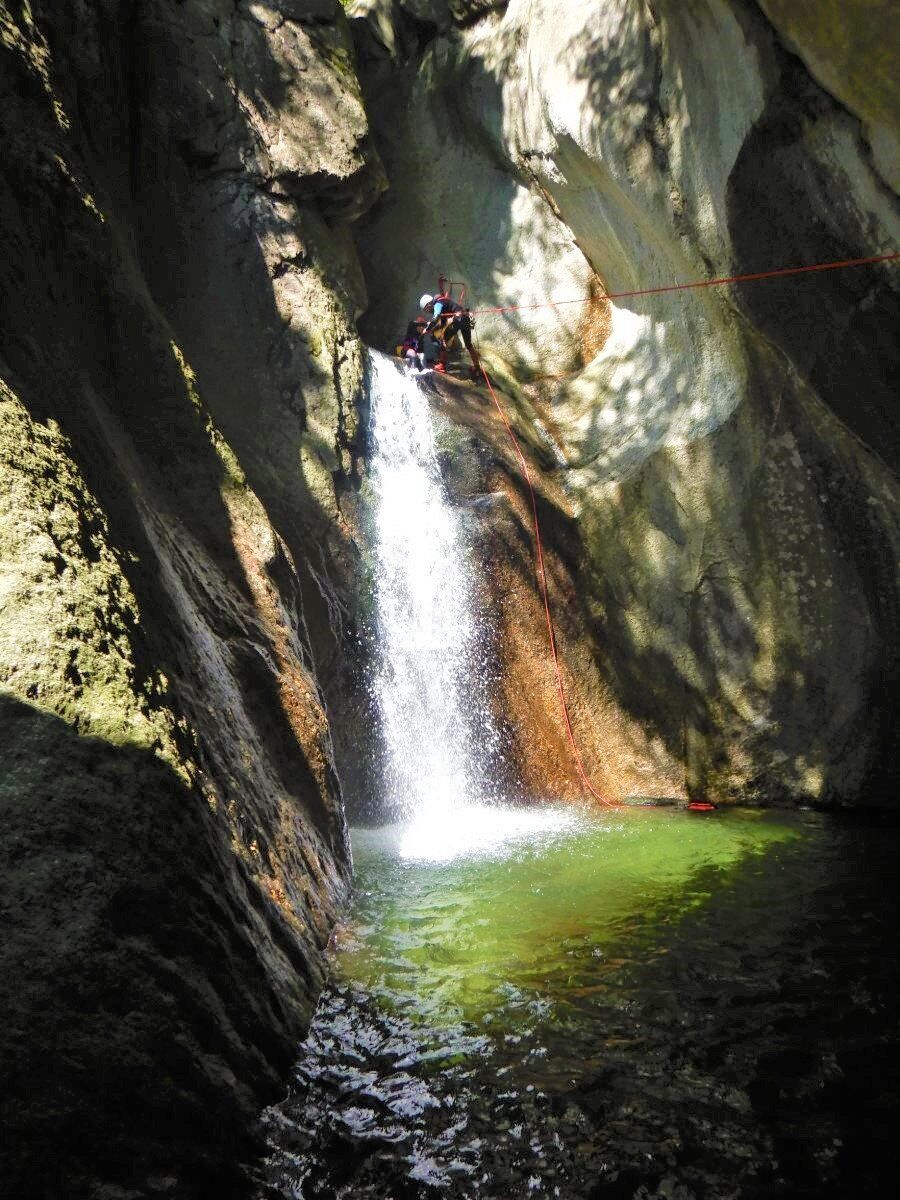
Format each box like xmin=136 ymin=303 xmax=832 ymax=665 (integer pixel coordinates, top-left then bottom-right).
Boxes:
xmin=351 ymin=0 xmax=900 ymax=805
xmin=0 ymin=2 xmax=379 ymax=1195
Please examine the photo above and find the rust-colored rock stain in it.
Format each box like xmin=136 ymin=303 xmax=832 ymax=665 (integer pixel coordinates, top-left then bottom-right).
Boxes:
xmin=428 ymin=372 xmax=686 ymax=808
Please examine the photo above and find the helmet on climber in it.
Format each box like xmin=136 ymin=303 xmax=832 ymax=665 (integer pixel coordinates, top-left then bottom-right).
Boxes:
xmin=418 ymin=279 xmax=482 ymax=379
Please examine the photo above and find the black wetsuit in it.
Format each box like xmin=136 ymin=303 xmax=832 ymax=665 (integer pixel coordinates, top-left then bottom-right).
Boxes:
xmin=427 ymin=297 xmax=475 ymax=353
xmin=403 ymin=321 xmax=425 ymax=353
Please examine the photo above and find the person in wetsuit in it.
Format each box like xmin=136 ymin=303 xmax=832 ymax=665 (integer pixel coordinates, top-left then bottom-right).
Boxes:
xmin=398 ymin=316 xmax=428 ymax=371
xmin=419 ymin=282 xmax=482 ymax=377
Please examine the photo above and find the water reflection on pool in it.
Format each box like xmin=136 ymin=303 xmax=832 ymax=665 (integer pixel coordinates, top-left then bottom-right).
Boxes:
xmin=258 ymin=805 xmax=899 ymax=1199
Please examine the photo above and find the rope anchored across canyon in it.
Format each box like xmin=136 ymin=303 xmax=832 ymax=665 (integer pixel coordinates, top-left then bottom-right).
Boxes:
xmin=469 ymin=251 xmax=900 ymax=316
xmin=467 ymin=249 xmax=899 ymax=806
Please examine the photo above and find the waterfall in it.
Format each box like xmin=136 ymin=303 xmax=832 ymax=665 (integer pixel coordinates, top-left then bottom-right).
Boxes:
xmin=366 ymin=351 xmax=498 ymax=854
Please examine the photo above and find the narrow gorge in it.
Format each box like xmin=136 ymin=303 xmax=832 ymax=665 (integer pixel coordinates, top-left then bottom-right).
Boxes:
xmin=1 ymin=2 xmax=897 ymax=1197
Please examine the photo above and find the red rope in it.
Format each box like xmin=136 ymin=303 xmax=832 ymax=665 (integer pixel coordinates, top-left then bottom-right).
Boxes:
xmin=477 ymin=363 xmax=619 ymax=808
xmin=470 ymin=251 xmax=899 ymax=315
xmin=465 ymin=249 xmax=896 ymax=805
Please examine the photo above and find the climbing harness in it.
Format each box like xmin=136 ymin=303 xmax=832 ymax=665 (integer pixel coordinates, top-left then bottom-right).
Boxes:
xmin=416 ymin=276 xmax=479 ymax=374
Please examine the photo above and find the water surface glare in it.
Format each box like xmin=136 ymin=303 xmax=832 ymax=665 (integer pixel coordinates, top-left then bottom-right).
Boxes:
xmin=395 ymin=803 xmax=581 ymax=863
xmin=260 ymin=806 xmax=900 ymax=1197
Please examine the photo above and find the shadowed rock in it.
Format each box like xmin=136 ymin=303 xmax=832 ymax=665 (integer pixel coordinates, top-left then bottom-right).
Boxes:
xmin=0 ymin=1 xmax=383 ymax=1193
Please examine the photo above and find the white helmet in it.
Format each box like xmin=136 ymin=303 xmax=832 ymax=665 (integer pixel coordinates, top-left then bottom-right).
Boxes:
xmin=419 ymin=293 xmax=434 ymax=309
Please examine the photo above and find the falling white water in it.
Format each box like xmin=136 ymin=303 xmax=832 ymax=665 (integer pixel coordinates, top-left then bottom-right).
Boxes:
xmin=366 ymin=352 xmax=499 ymax=856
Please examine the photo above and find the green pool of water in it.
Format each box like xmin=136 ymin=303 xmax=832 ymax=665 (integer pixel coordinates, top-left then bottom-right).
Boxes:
xmin=339 ymin=806 xmax=798 ymax=1026
xmin=259 ymin=805 xmax=899 ymax=1199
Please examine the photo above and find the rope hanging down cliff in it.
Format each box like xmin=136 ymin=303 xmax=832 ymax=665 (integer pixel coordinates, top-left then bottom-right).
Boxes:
xmin=411 ymin=250 xmax=897 ymax=806
xmin=473 ymin=361 xmax=620 ymax=808
xmin=467 ymin=249 xmax=898 ymax=808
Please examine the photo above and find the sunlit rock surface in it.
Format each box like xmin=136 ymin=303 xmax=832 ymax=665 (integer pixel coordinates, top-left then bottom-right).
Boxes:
xmin=351 ymin=0 xmax=900 ymax=805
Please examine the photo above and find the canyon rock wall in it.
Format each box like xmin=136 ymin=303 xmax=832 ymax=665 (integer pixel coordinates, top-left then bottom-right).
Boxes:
xmin=1 ymin=0 xmax=898 ymax=1193
xmin=351 ymin=0 xmax=900 ymax=805
xmin=754 ymin=0 xmax=900 ymax=192
xmin=0 ymin=2 xmax=378 ymax=1194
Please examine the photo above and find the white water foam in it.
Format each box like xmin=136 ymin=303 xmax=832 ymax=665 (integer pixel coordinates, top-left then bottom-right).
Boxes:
xmin=396 ymin=803 xmax=584 ymax=862
xmin=367 ymin=352 xmax=499 ymax=854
